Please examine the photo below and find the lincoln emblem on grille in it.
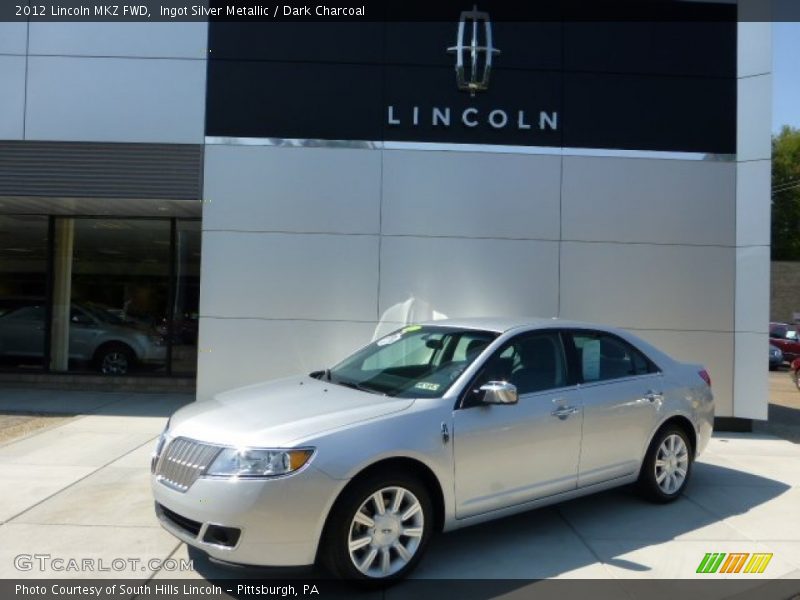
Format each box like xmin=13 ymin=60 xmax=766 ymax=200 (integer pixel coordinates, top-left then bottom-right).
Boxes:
xmin=447 ymin=5 xmax=501 ymax=97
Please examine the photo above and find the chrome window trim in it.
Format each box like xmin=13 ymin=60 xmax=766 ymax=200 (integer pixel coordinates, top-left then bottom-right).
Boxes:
xmin=575 ymin=371 xmax=664 ymax=391
xmin=204 ymin=137 xmax=734 ymax=162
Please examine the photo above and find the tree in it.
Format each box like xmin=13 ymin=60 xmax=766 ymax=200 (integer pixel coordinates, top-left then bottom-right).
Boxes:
xmin=772 ymin=126 xmax=800 ymax=260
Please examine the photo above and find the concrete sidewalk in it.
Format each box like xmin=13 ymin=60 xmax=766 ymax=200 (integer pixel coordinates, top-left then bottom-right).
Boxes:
xmin=0 ymin=388 xmax=799 ymax=591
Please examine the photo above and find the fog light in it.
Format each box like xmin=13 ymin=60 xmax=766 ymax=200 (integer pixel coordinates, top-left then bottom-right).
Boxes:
xmin=202 ymin=524 xmax=241 ymax=547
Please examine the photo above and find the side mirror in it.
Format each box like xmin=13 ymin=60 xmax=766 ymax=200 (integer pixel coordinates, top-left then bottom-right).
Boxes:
xmin=479 ymin=381 xmax=518 ymax=405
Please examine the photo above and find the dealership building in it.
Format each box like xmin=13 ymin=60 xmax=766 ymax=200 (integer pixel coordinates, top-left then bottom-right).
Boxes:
xmin=0 ymin=3 xmax=772 ymax=424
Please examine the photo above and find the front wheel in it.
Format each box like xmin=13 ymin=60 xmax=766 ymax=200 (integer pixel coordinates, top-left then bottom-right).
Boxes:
xmin=321 ymin=473 xmax=433 ymax=584
xmin=637 ymin=426 xmax=693 ymax=503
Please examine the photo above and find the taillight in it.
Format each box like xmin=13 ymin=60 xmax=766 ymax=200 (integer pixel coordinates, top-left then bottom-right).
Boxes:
xmin=699 ymin=369 xmax=711 ymax=387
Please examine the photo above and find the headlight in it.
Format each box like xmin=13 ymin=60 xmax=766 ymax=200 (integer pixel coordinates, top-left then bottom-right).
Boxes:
xmin=206 ymin=447 xmax=314 ymax=478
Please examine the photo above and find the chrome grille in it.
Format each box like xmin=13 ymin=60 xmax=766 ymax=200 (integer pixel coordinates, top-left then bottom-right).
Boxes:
xmin=155 ymin=437 xmax=221 ymax=492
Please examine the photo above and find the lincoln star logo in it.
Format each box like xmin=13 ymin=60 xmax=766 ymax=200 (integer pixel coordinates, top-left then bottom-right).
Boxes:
xmin=447 ymin=5 xmax=500 ymax=96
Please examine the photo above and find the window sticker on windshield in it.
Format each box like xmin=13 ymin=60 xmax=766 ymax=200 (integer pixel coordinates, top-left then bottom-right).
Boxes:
xmin=414 ymin=382 xmax=440 ymax=391
xmin=402 ymin=325 xmax=422 ymax=333
xmin=377 ymin=332 xmax=403 ymax=346
xmin=582 ymin=339 xmax=601 ymax=381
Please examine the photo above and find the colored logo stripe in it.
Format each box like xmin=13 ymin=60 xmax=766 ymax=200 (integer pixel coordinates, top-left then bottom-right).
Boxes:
xmin=697 ymin=553 xmax=725 ymax=573
xmin=696 ymin=552 xmax=773 ymax=574
xmin=720 ymin=553 xmax=749 ymax=573
xmin=744 ymin=553 xmax=773 ymax=574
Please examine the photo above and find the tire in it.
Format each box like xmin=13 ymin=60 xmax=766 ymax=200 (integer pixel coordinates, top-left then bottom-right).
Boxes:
xmin=320 ymin=472 xmax=433 ymax=585
xmin=637 ymin=425 xmax=693 ymax=503
xmin=94 ymin=343 xmax=135 ymax=376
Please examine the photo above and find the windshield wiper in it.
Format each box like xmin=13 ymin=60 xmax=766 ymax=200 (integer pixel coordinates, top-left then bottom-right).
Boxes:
xmin=332 ymin=378 xmax=387 ymax=396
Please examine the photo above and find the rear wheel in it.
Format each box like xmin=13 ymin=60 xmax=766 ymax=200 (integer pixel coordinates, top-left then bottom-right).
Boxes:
xmin=321 ymin=473 xmax=432 ymax=584
xmin=94 ymin=343 xmax=135 ymax=375
xmin=637 ymin=426 xmax=693 ymax=503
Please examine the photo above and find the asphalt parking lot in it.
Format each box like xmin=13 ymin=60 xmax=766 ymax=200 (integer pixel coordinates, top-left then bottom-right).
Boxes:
xmin=0 ymin=381 xmax=799 ymax=595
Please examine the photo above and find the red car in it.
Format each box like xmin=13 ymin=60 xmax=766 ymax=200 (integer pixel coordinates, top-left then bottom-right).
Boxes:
xmin=769 ymin=322 xmax=800 ymax=363
xmin=791 ymin=357 xmax=800 ymax=391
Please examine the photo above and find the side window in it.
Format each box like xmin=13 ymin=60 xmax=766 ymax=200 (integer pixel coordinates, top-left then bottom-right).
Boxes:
xmin=572 ymin=333 xmax=656 ymax=382
xmin=2 ymin=305 xmax=45 ymax=321
xmin=450 ymin=334 xmax=492 ymax=363
xmin=477 ymin=333 xmax=566 ymax=395
xmin=770 ymin=325 xmax=785 ymax=339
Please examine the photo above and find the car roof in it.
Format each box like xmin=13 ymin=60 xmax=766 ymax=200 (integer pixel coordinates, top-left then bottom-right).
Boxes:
xmin=417 ymin=316 xmax=622 ymax=335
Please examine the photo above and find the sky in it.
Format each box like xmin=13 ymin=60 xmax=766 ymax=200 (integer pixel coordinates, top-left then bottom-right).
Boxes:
xmin=773 ymin=22 xmax=800 ymax=132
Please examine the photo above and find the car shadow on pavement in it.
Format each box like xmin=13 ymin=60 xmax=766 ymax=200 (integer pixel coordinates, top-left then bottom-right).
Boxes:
xmin=182 ymin=462 xmax=791 ymax=599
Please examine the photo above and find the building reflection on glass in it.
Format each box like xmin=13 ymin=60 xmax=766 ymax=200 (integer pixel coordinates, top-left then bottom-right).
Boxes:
xmin=373 ymin=296 xmax=448 ymax=341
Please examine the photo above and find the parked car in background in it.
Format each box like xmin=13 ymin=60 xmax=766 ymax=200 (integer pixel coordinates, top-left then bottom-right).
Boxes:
xmin=769 ymin=322 xmax=800 ymax=363
xmin=770 ymin=344 xmax=784 ymax=370
xmin=791 ymin=358 xmax=800 ymax=391
xmin=0 ymin=300 xmax=166 ymax=374
xmin=152 ymin=317 xmax=714 ymax=584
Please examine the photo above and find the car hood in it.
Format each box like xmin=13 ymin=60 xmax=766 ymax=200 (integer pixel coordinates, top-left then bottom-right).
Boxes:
xmin=168 ymin=375 xmax=415 ymax=447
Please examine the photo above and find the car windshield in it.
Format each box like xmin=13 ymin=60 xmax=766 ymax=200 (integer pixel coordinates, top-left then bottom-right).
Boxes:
xmin=324 ymin=325 xmax=498 ymax=398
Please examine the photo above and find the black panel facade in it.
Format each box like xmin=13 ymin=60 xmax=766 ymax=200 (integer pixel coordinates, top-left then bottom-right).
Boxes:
xmin=206 ymin=2 xmax=736 ymax=153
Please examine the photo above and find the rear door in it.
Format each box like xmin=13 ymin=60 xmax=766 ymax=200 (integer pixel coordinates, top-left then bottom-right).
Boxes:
xmin=566 ymin=330 xmax=662 ymax=487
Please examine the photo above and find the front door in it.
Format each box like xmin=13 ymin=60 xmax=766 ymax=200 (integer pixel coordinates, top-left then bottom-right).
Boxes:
xmin=453 ymin=332 xmax=583 ymax=519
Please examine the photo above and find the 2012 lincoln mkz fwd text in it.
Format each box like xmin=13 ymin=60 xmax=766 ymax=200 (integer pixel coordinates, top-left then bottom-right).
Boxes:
xmin=151 ymin=317 xmax=714 ymax=583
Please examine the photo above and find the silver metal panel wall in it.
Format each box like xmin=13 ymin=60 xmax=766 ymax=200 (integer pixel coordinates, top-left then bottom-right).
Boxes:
xmin=198 ymin=144 xmax=743 ymax=409
xmin=733 ymin=14 xmax=772 ymax=420
xmin=203 ymin=145 xmax=381 ymax=234
xmin=0 ymin=57 xmax=26 ymax=140
xmin=381 ymin=151 xmax=561 ymax=240
xmin=28 ymin=22 xmax=208 ymax=58
xmin=1 ymin=22 xmax=208 ymax=144
xmin=0 ymin=23 xmax=27 ymax=55
xmin=26 ymin=56 xmax=206 ymax=143
xmin=561 ymin=157 xmax=736 ymax=246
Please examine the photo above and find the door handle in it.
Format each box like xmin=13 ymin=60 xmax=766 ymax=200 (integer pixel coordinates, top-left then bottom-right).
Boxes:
xmin=551 ymin=406 xmax=579 ymax=419
xmin=643 ymin=390 xmax=663 ymax=403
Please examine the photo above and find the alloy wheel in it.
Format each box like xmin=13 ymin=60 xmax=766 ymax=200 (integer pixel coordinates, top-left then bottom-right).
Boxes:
xmin=347 ymin=486 xmax=425 ymax=578
xmin=101 ymin=352 xmax=129 ymax=375
xmin=654 ymin=433 xmax=689 ymax=494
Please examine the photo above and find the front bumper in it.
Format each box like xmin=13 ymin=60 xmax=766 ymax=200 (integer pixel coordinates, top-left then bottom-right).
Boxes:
xmin=151 ymin=466 xmax=347 ymax=567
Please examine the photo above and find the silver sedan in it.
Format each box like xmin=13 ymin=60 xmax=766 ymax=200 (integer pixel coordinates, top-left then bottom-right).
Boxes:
xmin=151 ymin=317 xmax=714 ymax=583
